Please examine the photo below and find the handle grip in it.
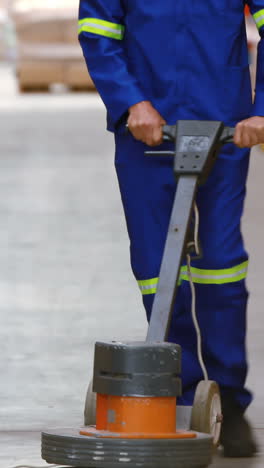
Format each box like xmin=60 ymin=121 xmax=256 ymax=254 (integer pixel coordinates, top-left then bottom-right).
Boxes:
xmin=127 ymin=122 xmax=235 ymax=145
xmin=221 ymin=126 xmax=235 ymax=144
xmin=163 ymin=124 xmax=235 ymax=144
xmin=162 ymin=124 xmax=177 ymax=142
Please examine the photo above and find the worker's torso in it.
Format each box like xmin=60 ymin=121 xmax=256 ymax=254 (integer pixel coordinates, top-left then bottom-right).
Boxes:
xmin=122 ymin=0 xmax=252 ymax=124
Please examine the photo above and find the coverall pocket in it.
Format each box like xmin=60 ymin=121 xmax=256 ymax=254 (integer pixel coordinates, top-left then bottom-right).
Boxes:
xmin=222 ymin=65 xmax=252 ymax=123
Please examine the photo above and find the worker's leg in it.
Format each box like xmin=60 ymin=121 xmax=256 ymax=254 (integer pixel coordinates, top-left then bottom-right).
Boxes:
xmin=186 ymin=143 xmax=256 ymax=457
xmin=178 ymin=143 xmax=252 ymax=410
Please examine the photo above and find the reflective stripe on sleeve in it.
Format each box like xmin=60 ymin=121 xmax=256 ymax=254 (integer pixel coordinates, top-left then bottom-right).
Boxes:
xmin=78 ymin=18 xmax=125 ymax=40
xmin=137 ymin=261 xmax=248 ymax=295
xmin=253 ymin=9 xmax=264 ymax=30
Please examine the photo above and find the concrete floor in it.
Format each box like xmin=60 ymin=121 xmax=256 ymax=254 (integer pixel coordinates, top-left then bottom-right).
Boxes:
xmin=0 ymin=65 xmax=264 ymax=468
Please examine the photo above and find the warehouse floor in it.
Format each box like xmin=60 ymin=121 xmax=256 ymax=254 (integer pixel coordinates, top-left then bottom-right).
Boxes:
xmin=0 ymin=64 xmax=263 ymax=468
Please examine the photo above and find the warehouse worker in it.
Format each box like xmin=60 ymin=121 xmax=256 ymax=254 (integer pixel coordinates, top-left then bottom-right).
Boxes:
xmin=78 ymin=0 xmax=264 ymax=457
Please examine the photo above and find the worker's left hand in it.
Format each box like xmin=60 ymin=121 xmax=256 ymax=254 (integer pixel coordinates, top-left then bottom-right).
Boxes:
xmin=234 ymin=116 xmax=264 ymax=148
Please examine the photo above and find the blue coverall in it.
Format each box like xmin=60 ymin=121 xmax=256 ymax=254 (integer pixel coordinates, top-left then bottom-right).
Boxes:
xmin=78 ymin=0 xmax=264 ymax=410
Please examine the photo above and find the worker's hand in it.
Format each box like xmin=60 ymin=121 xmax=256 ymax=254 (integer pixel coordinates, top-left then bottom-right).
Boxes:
xmin=127 ymin=101 xmax=166 ymax=146
xmin=234 ymin=116 xmax=264 ymax=148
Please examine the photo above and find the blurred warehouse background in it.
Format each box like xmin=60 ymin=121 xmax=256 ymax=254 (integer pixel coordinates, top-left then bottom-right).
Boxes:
xmin=0 ymin=0 xmax=95 ymax=91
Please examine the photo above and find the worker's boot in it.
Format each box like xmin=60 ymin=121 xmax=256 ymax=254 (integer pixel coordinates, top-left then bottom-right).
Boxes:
xmin=220 ymin=395 xmax=257 ymax=457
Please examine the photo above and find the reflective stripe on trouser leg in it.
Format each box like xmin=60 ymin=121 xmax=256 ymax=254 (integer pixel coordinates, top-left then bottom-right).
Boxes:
xmin=137 ymin=260 xmax=249 ymax=294
xmin=114 ymin=131 xmax=252 ymax=410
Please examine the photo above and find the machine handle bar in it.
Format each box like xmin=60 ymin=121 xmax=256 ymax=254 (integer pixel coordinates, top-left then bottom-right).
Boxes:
xmin=162 ymin=124 xmax=235 ymax=144
xmin=126 ymin=122 xmax=235 ymax=144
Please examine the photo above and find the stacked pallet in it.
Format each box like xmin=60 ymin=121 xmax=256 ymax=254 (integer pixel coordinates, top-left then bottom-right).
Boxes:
xmin=12 ymin=2 xmax=95 ymax=91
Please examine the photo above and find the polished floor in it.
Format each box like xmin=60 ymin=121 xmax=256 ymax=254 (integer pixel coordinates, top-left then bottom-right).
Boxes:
xmin=0 ymin=65 xmax=263 ymax=468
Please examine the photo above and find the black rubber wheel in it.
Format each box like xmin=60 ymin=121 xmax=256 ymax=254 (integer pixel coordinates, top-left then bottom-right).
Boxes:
xmin=190 ymin=380 xmax=222 ymax=447
xmin=84 ymin=379 xmax=96 ymax=425
xmin=42 ymin=429 xmax=213 ymax=468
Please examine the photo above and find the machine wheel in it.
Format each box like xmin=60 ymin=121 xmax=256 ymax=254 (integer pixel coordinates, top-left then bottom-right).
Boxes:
xmin=190 ymin=380 xmax=222 ymax=447
xmin=84 ymin=379 xmax=96 ymax=426
xmin=42 ymin=430 xmax=213 ymax=468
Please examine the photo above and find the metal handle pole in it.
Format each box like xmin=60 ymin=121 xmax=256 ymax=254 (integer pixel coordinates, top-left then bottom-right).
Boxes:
xmin=146 ymin=175 xmax=199 ymax=342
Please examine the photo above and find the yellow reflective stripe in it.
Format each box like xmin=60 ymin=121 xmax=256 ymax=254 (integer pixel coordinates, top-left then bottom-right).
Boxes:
xmin=180 ymin=261 xmax=248 ymax=278
xmin=180 ymin=272 xmax=247 ymax=285
xmin=138 ymin=277 xmax=159 ymax=287
xmin=137 ymin=261 xmax=248 ymax=294
xmin=78 ymin=17 xmax=124 ymax=40
xmin=253 ymin=9 xmax=264 ymax=29
xmin=253 ymin=9 xmax=264 ymax=19
xmin=138 ymin=277 xmax=158 ymax=295
xmin=141 ymin=287 xmax=158 ymax=295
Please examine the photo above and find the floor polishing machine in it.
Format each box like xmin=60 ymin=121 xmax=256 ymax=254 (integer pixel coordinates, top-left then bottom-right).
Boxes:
xmin=42 ymin=120 xmax=235 ymax=468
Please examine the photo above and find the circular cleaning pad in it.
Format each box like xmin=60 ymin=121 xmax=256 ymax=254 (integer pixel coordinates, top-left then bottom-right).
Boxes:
xmin=42 ymin=429 xmax=213 ymax=468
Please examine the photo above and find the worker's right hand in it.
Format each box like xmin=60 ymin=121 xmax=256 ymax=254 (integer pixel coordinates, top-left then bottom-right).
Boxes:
xmin=127 ymin=101 xmax=166 ymax=146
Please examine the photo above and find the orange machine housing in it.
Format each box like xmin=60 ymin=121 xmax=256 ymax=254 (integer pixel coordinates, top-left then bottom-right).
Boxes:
xmin=80 ymin=394 xmax=196 ymax=440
